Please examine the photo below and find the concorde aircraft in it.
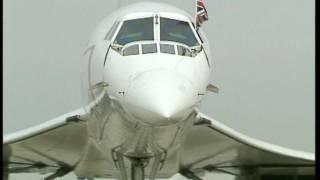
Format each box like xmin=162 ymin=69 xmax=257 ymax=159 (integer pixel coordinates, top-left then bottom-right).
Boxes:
xmin=3 ymin=2 xmax=315 ymax=180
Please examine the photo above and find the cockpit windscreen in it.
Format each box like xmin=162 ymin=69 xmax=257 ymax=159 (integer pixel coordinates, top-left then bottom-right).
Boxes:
xmin=160 ymin=17 xmax=199 ymax=47
xmin=114 ymin=17 xmax=154 ymax=45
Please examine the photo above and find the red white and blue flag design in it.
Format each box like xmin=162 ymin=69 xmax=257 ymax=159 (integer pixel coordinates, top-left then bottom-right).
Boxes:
xmin=196 ymin=0 xmax=208 ymax=26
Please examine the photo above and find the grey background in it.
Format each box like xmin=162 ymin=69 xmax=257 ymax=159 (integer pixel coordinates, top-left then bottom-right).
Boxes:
xmin=3 ymin=0 xmax=314 ymax=179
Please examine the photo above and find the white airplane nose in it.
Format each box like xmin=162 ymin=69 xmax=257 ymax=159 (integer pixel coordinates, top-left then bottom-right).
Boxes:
xmin=123 ymin=70 xmax=198 ymax=125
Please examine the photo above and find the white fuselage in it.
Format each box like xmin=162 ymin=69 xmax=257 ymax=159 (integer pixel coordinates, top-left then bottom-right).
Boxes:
xmin=77 ymin=2 xmax=213 ymax=177
xmin=83 ymin=2 xmax=212 ymax=123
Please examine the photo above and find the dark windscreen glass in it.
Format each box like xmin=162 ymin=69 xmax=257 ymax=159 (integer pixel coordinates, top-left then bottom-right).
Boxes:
xmin=160 ymin=17 xmax=199 ymax=47
xmin=114 ymin=17 xmax=154 ymax=45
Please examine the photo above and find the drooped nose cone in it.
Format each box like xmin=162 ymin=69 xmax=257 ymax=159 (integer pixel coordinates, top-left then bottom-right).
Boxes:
xmin=123 ymin=70 xmax=198 ymax=125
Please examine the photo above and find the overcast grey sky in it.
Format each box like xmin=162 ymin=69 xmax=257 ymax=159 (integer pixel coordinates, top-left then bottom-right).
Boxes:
xmin=3 ymin=0 xmax=314 ymax=179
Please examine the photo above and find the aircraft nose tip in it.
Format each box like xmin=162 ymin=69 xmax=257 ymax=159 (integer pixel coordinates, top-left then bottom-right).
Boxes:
xmin=123 ymin=70 xmax=197 ymax=125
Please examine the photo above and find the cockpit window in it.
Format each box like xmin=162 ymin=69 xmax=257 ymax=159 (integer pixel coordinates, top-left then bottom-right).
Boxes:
xmin=123 ymin=44 xmax=139 ymax=56
xmin=160 ymin=17 xmax=199 ymax=47
xmin=114 ymin=17 xmax=154 ymax=45
xmin=160 ymin=44 xmax=175 ymax=54
xmin=177 ymin=45 xmax=192 ymax=57
xmin=142 ymin=43 xmax=157 ymax=54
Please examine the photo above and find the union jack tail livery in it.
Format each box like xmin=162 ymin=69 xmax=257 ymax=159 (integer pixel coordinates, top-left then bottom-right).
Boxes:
xmin=196 ymin=0 xmax=208 ymax=26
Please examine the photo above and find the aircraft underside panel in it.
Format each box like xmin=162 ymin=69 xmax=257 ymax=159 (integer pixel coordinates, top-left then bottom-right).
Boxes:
xmin=3 ymin=111 xmax=89 ymax=180
xmin=178 ymin=111 xmax=315 ymax=179
xmin=3 ymin=107 xmax=315 ymax=180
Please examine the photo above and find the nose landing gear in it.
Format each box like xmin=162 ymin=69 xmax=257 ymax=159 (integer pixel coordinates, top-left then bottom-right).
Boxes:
xmin=113 ymin=150 xmax=166 ymax=180
xmin=111 ymin=127 xmax=167 ymax=180
xmin=112 ymin=145 xmax=166 ymax=180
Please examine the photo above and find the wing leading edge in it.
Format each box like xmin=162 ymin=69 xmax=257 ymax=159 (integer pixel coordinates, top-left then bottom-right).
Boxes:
xmin=180 ymin=110 xmax=315 ymax=179
xmin=3 ymin=108 xmax=89 ymax=180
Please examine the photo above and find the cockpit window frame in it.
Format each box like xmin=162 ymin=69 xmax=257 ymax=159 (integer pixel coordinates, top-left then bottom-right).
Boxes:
xmin=110 ymin=13 xmax=155 ymax=46
xmin=158 ymin=13 xmax=203 ymax=48
xmin=113 ymin=17 xmax=155 ymax=46
xmin=109 ymin=12 xmax=203 ymax=56
xmin=110 ymin=21 xmax=125 ymax=44
xmin=104 ymin=21 xmax=120 ymax=41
